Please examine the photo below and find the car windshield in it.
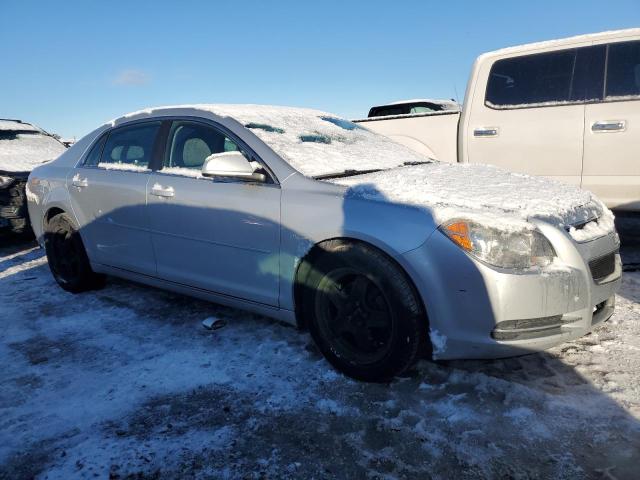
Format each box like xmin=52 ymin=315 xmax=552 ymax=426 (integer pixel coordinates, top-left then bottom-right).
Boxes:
xmin=203 ymin=105 xmax=432 ymax=178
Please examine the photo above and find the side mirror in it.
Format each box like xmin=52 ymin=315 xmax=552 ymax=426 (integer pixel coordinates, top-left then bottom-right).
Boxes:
xmin=201 ymin=151 xmax=266 ymax=182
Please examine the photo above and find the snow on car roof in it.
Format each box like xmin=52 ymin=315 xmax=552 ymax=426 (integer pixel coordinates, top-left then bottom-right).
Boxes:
xmin=112 ymin=104 xmax=430 ymax=178
xmin=480 ymin=28 xmax=640 ymax=59
xmin=0 ymin=119 xmax=40 ymax=132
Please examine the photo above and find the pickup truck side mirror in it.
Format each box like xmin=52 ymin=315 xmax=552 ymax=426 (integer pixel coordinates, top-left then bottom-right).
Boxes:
xmin=201 ymin=151 xmax=267 ymax=182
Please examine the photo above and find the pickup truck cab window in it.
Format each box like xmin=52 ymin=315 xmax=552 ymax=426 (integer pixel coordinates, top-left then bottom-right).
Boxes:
xmin=485 ymin=50 xmax=575 ymax=108
xmin=606 ymin=40 xmax=640 ymax=99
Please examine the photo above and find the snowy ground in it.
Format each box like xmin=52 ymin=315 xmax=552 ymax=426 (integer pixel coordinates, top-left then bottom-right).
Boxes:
xmin=1 ymin=220 xmax=639 ymax=479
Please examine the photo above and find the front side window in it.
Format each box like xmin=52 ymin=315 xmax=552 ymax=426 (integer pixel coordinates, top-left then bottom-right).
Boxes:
xmin=486 ymin=50 xmax=576 ymax=108
xmin=163 ymin=121 xmax=241 ymax=173
xmin=94 ymin=122 xmax=161 ymax=170
xmin=606 ymin=40 xmax=640 ymax=99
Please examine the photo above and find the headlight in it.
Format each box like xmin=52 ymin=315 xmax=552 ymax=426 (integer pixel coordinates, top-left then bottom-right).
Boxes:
xmin=0 ymin=176 xmax=15 ymax=189
xmin=440 ymin=220 xmax=556 ymax=269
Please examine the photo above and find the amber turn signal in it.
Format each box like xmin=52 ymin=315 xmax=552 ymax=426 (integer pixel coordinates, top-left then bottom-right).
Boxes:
xmin=444 ymin=221 xmax=473 ymax=251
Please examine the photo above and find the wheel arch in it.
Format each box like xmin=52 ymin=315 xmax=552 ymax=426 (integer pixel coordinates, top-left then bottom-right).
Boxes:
xmin=292 ymin=236 xmax=430 ymax=335
xmin=44 ymin=206 xmax=66 ymax=225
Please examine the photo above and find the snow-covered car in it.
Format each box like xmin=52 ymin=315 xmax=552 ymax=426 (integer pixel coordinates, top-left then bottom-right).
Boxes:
xmin=1 ymin=119 xmax=67 ymax=236
xmin=26 ymin=105 xmax=622 ymax=381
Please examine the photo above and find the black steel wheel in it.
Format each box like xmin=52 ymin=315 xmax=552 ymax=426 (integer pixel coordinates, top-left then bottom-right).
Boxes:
xmin=300 ymin=240 xmax=428 ymax=382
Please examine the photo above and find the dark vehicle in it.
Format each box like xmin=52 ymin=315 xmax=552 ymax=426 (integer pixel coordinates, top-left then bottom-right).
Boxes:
xmin=0 ymin=119 xmax=66 ymax=236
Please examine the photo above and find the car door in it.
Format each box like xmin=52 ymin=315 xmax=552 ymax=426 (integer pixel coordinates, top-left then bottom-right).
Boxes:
xmin=66 ymin=121 xmax=162 ymax=276
xmin=583 ymin=39 xmax=640 ymax=210
xmin=147 ymin=119 xmax=281 ymax=306
xmin=468 ymin=48 xmax=585 ymax=186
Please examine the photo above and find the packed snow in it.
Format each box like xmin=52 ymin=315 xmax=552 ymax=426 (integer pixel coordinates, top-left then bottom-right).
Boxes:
xmin=330 ymin=162 xmax=612 ymax=239
xmin=0 ymin=131 xmax=66 ymax=173
xmin=0 ymin=236 xmax=639 ymax=479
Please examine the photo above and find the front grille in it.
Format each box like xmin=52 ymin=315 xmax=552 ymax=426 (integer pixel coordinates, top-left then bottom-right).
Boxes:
xmin=589 ymin=252 xmax=617 ymax=282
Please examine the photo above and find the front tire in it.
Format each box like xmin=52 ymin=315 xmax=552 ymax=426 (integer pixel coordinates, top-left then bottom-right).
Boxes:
xmin=44 ymin=213 xmax=105 ymax=293
xmin=300 ymin=240 xmax=427 ymax=382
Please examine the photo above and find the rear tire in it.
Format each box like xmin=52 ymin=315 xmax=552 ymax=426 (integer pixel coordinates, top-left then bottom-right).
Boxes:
xmin=300 ymin=240 xmax=427 ymax=382
xmin=44 ymin=213 xmax=105 ymax=293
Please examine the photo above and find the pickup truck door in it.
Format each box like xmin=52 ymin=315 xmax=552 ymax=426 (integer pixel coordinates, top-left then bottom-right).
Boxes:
xmin=582 ymin=39 xmax=640 ymax=210
xmin=466 ymin=48 xmax=589 ymax=186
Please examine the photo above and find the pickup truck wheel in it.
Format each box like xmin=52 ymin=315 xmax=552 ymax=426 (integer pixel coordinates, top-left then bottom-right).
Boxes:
xmin=44 ymin=213 xmax=105 ymax=293
xmin=302 ymin=240 xmax=427 ymax=382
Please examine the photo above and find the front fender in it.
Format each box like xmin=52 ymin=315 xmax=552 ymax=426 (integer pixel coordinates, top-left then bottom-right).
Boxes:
xmin=279 ymin=176 xmax=437 ymax=311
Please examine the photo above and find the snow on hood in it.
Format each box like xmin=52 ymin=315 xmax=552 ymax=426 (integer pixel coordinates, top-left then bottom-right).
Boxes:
xmin=0 ymin=131 xmax=66 ymax=173
xmin=331 ymin=162 xmax=614 ymax=239
xmin=113 ymin=104 xmax=429 ymax=178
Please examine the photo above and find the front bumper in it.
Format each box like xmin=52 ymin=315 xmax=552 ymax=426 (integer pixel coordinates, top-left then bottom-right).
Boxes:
xmin=402 ymin=220 xmax=622 ymax=360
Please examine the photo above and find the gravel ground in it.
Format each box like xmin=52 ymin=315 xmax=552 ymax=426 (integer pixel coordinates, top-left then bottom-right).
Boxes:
xmin=0 ymin=220 xmax=639 ymax=480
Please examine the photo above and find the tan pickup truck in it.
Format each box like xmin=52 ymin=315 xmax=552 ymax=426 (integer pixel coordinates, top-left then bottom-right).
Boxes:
xmin=355 ymin=29 xmax=640 ymax=211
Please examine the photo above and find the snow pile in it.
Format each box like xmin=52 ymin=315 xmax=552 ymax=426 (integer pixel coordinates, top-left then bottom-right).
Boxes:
xmin=112 ymin=104 xmax=429 ymax=178
xmin=0 ymin=132 xmax=66 ymax=173
xmin=331 ymin=162 xmax=610 ymax=236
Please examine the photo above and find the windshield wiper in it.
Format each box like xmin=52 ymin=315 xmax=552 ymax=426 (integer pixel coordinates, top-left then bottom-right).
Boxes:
xmin=313 ymin=168 xmax=384 ymax=180
xmin=403 ymin=160 xmax=432 ymax=166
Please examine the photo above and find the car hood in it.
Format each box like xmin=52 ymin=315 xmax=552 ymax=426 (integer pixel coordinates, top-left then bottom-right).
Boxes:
xmin=330 ymin=162 xmax=613 ymax=237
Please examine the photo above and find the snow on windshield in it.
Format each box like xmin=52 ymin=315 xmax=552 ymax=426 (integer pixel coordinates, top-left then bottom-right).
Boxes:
xmin=212 ymin=105 xmax=430 ymax=177
xmin=0 ymin=131 xmax=66 ymax=173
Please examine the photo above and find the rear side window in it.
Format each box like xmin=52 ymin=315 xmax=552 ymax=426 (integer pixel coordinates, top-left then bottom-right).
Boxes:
xmin=83 ymin=134 xmax=107 ymax=166
xmin=97 ymin=122 xmax=161 ymax=170
xmin=486 ymin=50 xmax=575 ymax=108
xmin=606 ymin=40 xmax=640 ymax=99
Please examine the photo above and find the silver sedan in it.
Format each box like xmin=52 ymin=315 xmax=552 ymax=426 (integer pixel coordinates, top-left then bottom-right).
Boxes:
xmin=27 ymin=105 xmax=622 ymax=381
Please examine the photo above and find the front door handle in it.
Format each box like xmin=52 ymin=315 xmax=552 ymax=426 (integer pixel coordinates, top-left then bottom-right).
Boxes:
xmin=150 ymin=183 xmax=175 ymax=198
xmin=72 ymin=174 xmax=88 ymax=188
xmin=474 ymin=127 xmax=499 ymax=137
xmin=592 ymin=120 xmax=626 ymax=132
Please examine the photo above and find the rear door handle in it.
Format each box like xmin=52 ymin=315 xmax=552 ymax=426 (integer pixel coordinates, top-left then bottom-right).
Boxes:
xmin=72 ymin=174 xmax=88 ymax=188
xmin=474 ymin=127 xmax=499 ymax=137
xmin=150 ymin=183 xmax=175 ymax=198
xmin=592 ymin=120 xmax=626 ymax=132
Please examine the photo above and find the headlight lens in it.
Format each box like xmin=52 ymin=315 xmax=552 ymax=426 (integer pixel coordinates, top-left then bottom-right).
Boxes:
xmin=0 ymin=176 xmax=15 ymax=189
xmin=440 ymin=220 xmax=556 ymax=269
